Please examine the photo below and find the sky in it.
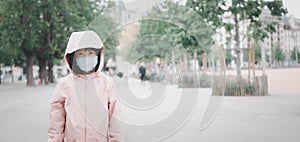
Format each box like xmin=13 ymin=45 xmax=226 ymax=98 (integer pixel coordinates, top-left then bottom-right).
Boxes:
xmin=283 ymin=0 xmax=300 ymax=18
xmin=121 ymin=0 xmax=300 ymax=18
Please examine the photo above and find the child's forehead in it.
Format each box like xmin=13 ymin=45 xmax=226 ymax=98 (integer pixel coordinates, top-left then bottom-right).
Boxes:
xmin=75 ymin=48 xmax=96 ymax=52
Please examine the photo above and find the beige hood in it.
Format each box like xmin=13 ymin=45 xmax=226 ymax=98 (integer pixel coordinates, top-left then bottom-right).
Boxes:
xmin=64 ymin=30 xmax=104 ymax=74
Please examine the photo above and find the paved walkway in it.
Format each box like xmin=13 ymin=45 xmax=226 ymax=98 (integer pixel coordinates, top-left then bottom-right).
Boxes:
xmin=0 ymin=68 xmax=299 ymax=142
xmin=227 ymin=68 xmax=300 ymax=93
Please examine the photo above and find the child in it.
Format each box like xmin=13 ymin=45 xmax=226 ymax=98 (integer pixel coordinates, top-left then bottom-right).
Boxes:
xmin=48 ymin=31 xmax=121 ymax=142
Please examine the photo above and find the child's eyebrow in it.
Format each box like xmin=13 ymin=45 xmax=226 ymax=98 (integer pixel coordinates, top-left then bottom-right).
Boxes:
xmin=76 ymin=49 xmax=84 ymax=52
xmin=84 ymin=48 xmax=93 ymax=51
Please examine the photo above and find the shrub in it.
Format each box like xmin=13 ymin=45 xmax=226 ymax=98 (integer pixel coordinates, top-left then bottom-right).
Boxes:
xmin=224 ymin=76 xmax=268 ymax=96
xmin=178 ymin=73 xmax=199 ymax=88
xmin=178 ymin=73 xmax=212 ymax=88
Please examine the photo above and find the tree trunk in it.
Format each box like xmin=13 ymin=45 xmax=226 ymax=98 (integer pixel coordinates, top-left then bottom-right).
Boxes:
xmin=269 ymin=45 xmax=273 ymax=67
xmin=179 ymin=57 xmax=183 ymax=72
xmin=202 ymin=53 xmax=207 ymax=75
xmin=172 ymin=47 xmax=176 ymax=83
xmin=164 ymin=57 xmax=168 ymax=83
xmin=252 ymin=43 xmax=255 ymax=77
xmin=248 ymin=48 xmax=251 ymax=80
xmin=183 ymin=53 xmax=188 ymax=72
xmin=234 ymin=13 xmax=242 ymax=79
xmin=26 ymin=54 xmax=34 ymax=86
xmin=11 ymin=65 xmax=14 ymax=84
xmin=261 ymin=41 xmax=267 ymax=75
xmin=38 ymin=58 xmax=47 ymax=85
xmin=234 ymin=13 xmax=243 ymax=96
xmin=193 ymin=51 xmax=198 ymax=73
xmin=48 ymin=60 xmax=55 ymax=83
xmin=0 ymin=65 xmax=2 ymax=84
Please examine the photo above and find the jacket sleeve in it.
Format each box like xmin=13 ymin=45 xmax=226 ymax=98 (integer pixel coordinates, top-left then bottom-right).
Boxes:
xmin=48 ymin=81 xmax=66 ymax=142
xmin=107 ymin=78 xmax=122 ymax=142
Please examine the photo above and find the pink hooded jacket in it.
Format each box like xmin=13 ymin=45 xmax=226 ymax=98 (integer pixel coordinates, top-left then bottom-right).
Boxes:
xmin=48 ymin=31 xmax=121 ymax=142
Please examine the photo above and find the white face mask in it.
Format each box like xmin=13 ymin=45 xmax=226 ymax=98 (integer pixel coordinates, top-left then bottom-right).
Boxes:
xmin=75 ymin=56 xmax=98 ymax=72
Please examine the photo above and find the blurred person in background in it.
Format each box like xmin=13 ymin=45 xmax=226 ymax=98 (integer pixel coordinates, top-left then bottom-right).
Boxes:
xmin=139 ymin=63 xmax=146 ymax=85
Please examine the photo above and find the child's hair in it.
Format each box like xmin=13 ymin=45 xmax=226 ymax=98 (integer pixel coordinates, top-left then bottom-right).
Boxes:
xmin=66 ymin=48 xmax=101 ymax=74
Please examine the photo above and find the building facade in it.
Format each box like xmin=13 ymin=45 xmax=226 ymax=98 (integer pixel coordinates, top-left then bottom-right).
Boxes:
xmin=261 ymin=8 xmax=300 ymax=66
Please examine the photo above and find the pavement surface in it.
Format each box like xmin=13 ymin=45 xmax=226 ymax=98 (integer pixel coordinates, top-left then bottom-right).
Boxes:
xmin=0 ymin=68 xmax=299 ymax=142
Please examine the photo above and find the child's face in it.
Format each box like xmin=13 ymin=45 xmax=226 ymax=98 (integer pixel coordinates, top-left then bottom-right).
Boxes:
xmin=75 ymin=48 xmax=97 ymax=58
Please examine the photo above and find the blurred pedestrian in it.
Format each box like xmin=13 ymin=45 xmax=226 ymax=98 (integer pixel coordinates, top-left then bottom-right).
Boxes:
xmin=139 ymin=63 xmax=146 ymax=84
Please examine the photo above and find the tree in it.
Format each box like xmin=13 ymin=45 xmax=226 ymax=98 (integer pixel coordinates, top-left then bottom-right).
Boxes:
xmin=254 ymin=41 xmax=261 ymax=62
xmin=0 ymin=35 xmax=19 ymax=67
xmin=225 ymin=49 xmax=233 ymax=67
xmin=290 ymin=47 xmax=299 ymax=62
xmin=126 ymin=19 xmax=180 ymax=62
xmin=0 ymin=31 xmax=22 ymax=84
xmin=88 ymin=14 xmax=120 ymax=65
xmin=273 ymin=45 xmax=284 ymax=66
xmin=36 ymin=0 xmax=98 ymax=84
xmin=0 ymin=0 xmax=43 ymax=86
xmin=127 ymin=0 xmax=214 ymax=70
xmin=0 ymin=41 xmax=22 ymax=84
xmin=186 ymin=0 xmax=287 ymax=78
xmin=0 ymin=0 xmax=104 ymax=85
